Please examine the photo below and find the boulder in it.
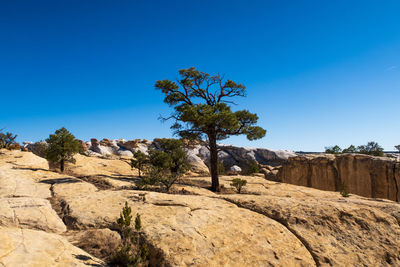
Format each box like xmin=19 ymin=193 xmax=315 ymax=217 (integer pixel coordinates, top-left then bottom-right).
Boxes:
xmin=77 ymin=139 xmax=88 ymax=151
xmin=90 ymin=138 xmax=99 ymax=147
xmin=229 ymin=165 xmax=242 ymax=174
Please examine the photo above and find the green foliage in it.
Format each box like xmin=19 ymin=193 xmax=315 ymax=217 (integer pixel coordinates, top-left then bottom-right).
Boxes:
xmin=141 ymin=139 xmax=189 ymax=192
xmin=325 ymin=145 xmax=342 ymax=154
xmin=357 ymin=141 xmax=384 ymax=157
xmin=230 ymin=178 xmax=247 ymax=193
xmin=244 ymin=160 xmax=260 ymax=175
xmin=131 ymin=150 xmax=149 ymax=178
xmin=342 ymin=145 xmax=357 ymax=153
xmin=217 ymin=161 xmax=225 ymax=175
xmin=112 ymin=202 xmax=148 ymax=267
xmin=325 ymin=142 xmax=385 ymax=157
xmin=45 ymin=127 xmax=80 ymax=172
xmin=155 ymin=67 xmax=266 ymax=191
xmin=0 ymin=129 xmax=18 ymax=150
xmin=340 ymin=182 xmax=350 ymax=198
xmin=395 ymin=145 xmax=400 ymax=151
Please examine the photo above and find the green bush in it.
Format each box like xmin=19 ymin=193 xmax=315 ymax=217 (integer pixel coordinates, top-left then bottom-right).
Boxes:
xmin=111 ymin=202 xmax=148 ymax=266
xmin=230 ymin=178 xmax=247 ymax=193
xmin=140 ymin=139 xmax=189 ymax=192
xmin=342 ymin=145 xmax=357 ymax=153
xmin=325 ymin=145 xmax=342 ymax=154
xmin=131 ymin=150 xmax=149 ymax=178
xmin=244 ymin=160 xmax=259 ymax=175
xmin=357 ymin=141 xmax=384 ymax=157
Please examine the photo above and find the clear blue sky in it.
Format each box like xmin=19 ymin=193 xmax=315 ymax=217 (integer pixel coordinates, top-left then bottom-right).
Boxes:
xmin=1 ymin=0 xmax=399 ymax=151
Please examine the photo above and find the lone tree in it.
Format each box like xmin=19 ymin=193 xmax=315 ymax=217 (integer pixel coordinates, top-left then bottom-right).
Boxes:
xmin=45 ymin=127 xmax=81 ymax=172
xmin=155 ymin=67 xmax=266 ymax=191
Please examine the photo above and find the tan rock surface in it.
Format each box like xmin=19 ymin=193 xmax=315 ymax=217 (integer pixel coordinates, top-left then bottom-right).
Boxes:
xmin=0 ymin=197 xmax=66 ymax=234
xmin=56 ymin=190 xmax=316 ymax=266
xmin=0 ymin=227 xmax=104 ymax=266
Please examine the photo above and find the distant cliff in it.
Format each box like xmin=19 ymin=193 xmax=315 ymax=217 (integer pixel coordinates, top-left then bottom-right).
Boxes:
xmin=278 ymin=154 xmax=400 ymax=202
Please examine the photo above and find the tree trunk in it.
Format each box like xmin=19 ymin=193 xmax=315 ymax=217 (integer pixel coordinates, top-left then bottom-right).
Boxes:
xmin=60 ymin=159 xmax=64 ymax=173
xmin=208 ymin=133 xmax=220 ymax=192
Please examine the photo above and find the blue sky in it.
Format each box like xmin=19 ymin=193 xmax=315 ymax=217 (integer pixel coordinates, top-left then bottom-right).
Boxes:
xmin=0 ymin=0 xmax=399 ymax=151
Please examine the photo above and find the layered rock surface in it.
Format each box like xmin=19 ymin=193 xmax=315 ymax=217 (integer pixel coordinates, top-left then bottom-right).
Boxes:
xmin=278 ymin=153 xmax=400 ymax=202
xmin=1 ymin=150 xmax=400 ymax=266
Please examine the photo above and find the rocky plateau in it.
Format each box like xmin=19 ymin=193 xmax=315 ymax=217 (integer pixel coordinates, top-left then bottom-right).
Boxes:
xmin=0 ymin=149 xmax=400 ymax=266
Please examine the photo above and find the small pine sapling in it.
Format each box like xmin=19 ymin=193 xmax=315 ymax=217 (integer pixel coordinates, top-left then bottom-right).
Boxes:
xmin=231 ymin=178 xmax=247 ymax=193
xmin=112 ymin=202 xmax=148 ymax=266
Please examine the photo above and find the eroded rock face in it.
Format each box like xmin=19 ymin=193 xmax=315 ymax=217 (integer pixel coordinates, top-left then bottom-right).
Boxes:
xmin=278 ymin=154 xmax=400 ymax=202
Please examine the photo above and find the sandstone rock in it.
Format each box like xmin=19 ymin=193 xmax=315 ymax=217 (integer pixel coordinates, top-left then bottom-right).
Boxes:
xmin=64 ymin=153 xmax=136 ymax=178
xmin=185 ymin=145 xmax=209 ymax=174
xmin=278 ymin=154 xmax=400 ymax=202
xmin=224 ymin=194 xmax=400 ymax=267
xmin=55 ymin=190 xmax=316 ymax=266
xmin=116 ymin=149 xmax=134 ymax=157
xmin=0 ymin=197 xmax=66 ymax=234
xmin=117 ymin=139 xmax=140 ymax=152
xmin=230 ymin=165 xmax=242 ymax=173
xmin=90 ymin=138 xmax=99 ymax=147
xmin=0 ymin=227 xmax=103 ymax=266
xmin=77 ymin=139 xmax=88 ymax=151
xmin=199 ymin=144 xmax=296 ymax=170
xmin=23 ymin=141 xmax=48 ymax=158
xmin=265 ymin=169 xmax=280 ymax=181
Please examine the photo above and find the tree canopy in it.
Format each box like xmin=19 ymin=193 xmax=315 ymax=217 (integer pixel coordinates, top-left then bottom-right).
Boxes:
xmin=45 ymin=127 xmax=81 ymax=172
xmin=155 ymin=67 xmax=266 ymax=191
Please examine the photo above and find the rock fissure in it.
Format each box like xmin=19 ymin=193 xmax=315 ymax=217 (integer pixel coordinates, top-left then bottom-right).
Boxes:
xmin=393 ymin=164 xmax=399 ymax=202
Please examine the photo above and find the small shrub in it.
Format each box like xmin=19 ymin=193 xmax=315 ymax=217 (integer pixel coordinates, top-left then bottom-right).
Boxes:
xmin=111 ymin=202 xmax=148 ymax=266
xmin=340 ymin=182 xmax=349 ymax=198
xmin=230 ymin=178 xmax=247 ymax=193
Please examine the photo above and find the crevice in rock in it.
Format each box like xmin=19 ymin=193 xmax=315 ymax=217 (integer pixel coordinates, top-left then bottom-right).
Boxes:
xmin=393 ymin=164 xmax=399 ymax=202
xmin=220 ymin=197 xmax=321 ymax=267
xmin=47 ymin=184 xmax=72 ymax=230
